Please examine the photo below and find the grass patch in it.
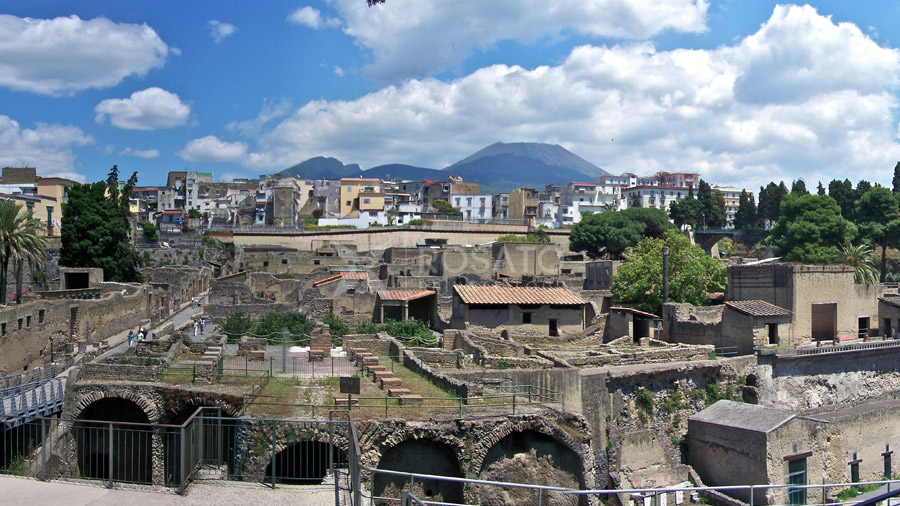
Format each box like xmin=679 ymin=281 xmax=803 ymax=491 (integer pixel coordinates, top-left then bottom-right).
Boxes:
xmin=635 ymin=389 xmax=654 ymax=413
xmin=835 ymin=483 xmax=884 ymax=501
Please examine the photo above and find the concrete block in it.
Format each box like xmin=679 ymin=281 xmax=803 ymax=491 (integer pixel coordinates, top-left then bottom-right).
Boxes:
xmin=399 ymin=395 xmax=422 ymax=406
xmin=380 ymin=377 xmax=402 ymax=389
xmin=387 ymin=388 xmax=411 ymax=397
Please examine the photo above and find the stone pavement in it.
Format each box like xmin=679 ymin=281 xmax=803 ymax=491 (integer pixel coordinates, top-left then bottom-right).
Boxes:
xmin=0 ymin=475 xmax=340 ymax=505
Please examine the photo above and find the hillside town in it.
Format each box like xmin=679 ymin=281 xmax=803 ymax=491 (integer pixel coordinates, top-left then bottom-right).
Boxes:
xmin=0 ymin=154 xmax=899 ymax=506
xmin=6 ymin=2 xmax=900 ymax=506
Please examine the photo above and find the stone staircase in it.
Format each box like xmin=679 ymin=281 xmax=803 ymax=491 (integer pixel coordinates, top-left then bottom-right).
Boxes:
xmin=349 ymin=347 xmax=421 ymax=406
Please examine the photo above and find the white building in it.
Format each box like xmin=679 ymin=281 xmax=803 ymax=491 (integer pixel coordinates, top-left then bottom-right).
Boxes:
xmin=620 ymin=185 xmax=692 ymax=213
xmin=558 ymin=182 xmax=619 ymax=226
xmin=450 ymin=193 xmax=492 ymax=222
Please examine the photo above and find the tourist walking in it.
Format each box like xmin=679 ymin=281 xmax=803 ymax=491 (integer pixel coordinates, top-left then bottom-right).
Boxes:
xmin=193 ymin=321 xmax=199 ymax=338
xmin=199 ymin=317 xmax=205 ymax=334
xmin=128 ymin=331 xmax=134 ymax=346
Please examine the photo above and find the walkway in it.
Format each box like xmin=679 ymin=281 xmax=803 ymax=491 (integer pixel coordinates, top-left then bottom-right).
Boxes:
xmin=0 ymin=475 xmax=338 ymax=506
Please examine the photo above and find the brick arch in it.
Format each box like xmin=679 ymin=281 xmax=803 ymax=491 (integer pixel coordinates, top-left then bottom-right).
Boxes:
xmin=71 ymin=389 xmax=160 ymax=423
xmin=369 ymin=427 xmax=467 ymax=469
xmin=162 ymin=394 xmax=243 ymax=422
xmin=467 ymin=418 xmax=585 ymax=477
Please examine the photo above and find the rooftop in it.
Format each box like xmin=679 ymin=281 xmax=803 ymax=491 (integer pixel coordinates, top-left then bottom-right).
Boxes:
xmin=881 ymin=296 xmax=900 ymax=308
xmin=725 ymin=300 xmax=792 ymax=317
xmin=313 ymin=271 xmax=368 ymax=287
xmin=610 ymin=306 xmax=659 ymax=319
xmin=689 ymin=400 xmax=794 ymax=433
xmin=454 ymin=285 xmax=585 ymax=305
xmin=377 ymin=289 xmax=435 ymax=301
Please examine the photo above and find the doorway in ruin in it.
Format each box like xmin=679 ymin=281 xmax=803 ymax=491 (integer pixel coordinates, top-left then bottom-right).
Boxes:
xmin=264 ymin=440 xmax=345 ymax=485
xmin=74 ymin=397 xmax=152 ymax=484
xmin=374 ymin=439 xmax=463 ymax=503
xmin=811 ymin=302 xmax=837 ymax=341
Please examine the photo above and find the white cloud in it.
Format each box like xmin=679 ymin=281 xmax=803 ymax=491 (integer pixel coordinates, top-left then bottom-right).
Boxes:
xmin=208 ymin=20 xmax=237 ymax=43
xmin=94 ymin=87 xmax=190 ymax=130
xmin=288 ymin=6 xmax=341 ymax=29
xmin=334 ymin=66 xmax=345 ymax=77
xmin=225 ymin=98 xmax=293 ymax=137
xmin=0 ymin=115 xmax=92 ymax=180
xmin=330 ymin=0 xmax=709 ymax=81
xmin=228 ymin=4 xmax=900 ymax=191
xmin=0 ymin=14 xmax=168 ymax=95
xmin=120 ymin=147 xmax=160 ymax=159
xmin=177 ymin=136 xmax=249 ymax=164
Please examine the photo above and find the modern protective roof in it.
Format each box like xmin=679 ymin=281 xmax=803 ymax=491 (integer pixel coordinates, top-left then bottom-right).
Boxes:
xmin=880 ymin=296 xmax=900 ymax=308
xmin=313 ymin=271 xmax=368 ymax=287
xmin=689 ymin=400 xmax=795 ymax=433
xmin=609 ymin=307 xmax=659 ymax=319
xmin=377 ymin=289 xmax=435 ymax=301
xmin=453 ymin=285 xmax=585 ymax=305
xmin=725 ymin=300 xmax=792 ymax=317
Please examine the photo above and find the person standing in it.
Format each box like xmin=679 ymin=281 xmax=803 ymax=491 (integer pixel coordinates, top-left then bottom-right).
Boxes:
xmin=199 ymin=317 xmax=205 ymax=334
xmin=128 ymin=331 xmax=134 ymax=347
xmin=193 ymin=321 xmax=199 ymax=338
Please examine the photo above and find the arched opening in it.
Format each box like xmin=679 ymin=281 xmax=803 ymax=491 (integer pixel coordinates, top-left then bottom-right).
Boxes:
xmin=373 ymin=439 xmax=463 ymax=503
xmin=477 ymin=430 xmax=585 ymax=506
xmin=74 ymin=397 xmax=152 ymax=484
xmin=263 ymin=440 xmax=344 ymax=485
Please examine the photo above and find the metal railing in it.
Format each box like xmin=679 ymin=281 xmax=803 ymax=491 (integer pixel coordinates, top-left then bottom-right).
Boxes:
xmin=217 ymin=354 xmax=356 ymax=379
xmin=0 ymin=356 xmax=73 ymax=389
xmin=0 ymin=377 xmax=65 ymax=428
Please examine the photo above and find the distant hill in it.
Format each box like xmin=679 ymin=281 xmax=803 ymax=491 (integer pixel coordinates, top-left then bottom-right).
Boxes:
xmin=350 ymin=163 xmax=446 ymax=181
xmin=278 ymin=142 xmax=606 ymax=193
xmin=279 ymin=156 xmax=360 ymax=179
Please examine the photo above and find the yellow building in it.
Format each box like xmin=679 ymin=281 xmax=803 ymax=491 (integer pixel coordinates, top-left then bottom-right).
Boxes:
xmin=340 ymin=178 xmax=383 ymax=218
xmin=507 ymin=188 xmax=540 ymax=221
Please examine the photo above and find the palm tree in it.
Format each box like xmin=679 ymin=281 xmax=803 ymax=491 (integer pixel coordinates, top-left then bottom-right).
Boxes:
xmin=838 ymin=243 xmax=879 ymax=285
xmin=0 ymin=200 xmax=47 ymax=304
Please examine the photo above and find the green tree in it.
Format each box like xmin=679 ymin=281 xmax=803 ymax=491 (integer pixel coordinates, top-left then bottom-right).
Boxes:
xmin=827 ymin=178 xmax=855 ymax=218
xmin=855 ymin=186 xmax=900 ymax=281
xmin=893 ymin=162 xmax=900 ymax=195
xmin=610 ymin=230 xmax=726 ymax=315
xmin=569 ymin=207 xmax=673 ymax=259
xmin=431 ymin=199 xmax=460 ymax=215
xmin=0 ymin=201 xmax=47 ymax=304
xmin=733 ymin=190 xmax=758 ymax=231
xmin=142 ymin=223 xmax=159 ymax=242
xmin=758 ymin=182 xmax=788 ymax=226
xmin=767 ymin=194 xmax=856 ymax=264
xmin=668 ymin=194 xmax=704 ymax=229
xmin=791 ymin=180 xmax=809 ymax=195
xmin=838 ymin=243 xmax=879 ymax=284
xmin=817 ymin=181 xmax=826 ymax=196
xmin=60 ymin=165 xmax=143 ymax=282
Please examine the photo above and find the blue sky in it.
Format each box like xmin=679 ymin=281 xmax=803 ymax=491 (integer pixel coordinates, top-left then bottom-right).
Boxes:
xmin=2 ymin=1 xmax=900 ymax=191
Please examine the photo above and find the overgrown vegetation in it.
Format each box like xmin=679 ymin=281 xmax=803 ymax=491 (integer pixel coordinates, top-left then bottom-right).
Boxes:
xmin=635 ymin=389 xmax=654 ymax=413
xmin=322 ymin=312 xmax=349 ymax=337
xmin=497 ymin=228 xmax=550 ymax=243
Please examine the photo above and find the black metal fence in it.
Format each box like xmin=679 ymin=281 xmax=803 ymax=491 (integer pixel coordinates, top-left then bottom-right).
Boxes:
xmin=0 ymin=408 xmax=351 ymax=494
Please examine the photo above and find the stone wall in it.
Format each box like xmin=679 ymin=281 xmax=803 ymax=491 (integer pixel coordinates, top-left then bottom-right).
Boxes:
xmin=78 ymin=363 xmax=158 ymax=382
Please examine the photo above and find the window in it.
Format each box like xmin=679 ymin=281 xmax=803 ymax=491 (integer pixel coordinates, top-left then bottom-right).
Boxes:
xmin=38 ymin=310 xmax=45 ymax=324
xmin=1 ymin=322 xmax=5 ymax=336
xmin=787 ymin=458 xmax=807 ymax=506
xmin=768 ymin=324 xmax=779 ymax=345
xmin=363 ymin=198 xmax=371 ymax=204
xmin=263 ymin=261 xmax=269 ymax=268
xmin=346 ymin=186 xmax=352 ymax=192
xmin=346 ymin=201 xmax=351 ymax=207
xmin=850 ymin=453 xmax=860 ymax=483
xmin=25 ymin=315 xmax=30 ymax=328
xmin=522 ymin=312 xmax=532 ymax=324
xmin=17 ymin=318 xmax=22 ymax=330
xmin=281 ymin=259 xmax=288 ymax=264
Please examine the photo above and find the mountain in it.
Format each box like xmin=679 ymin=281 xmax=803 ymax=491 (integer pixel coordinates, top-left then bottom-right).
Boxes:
xmin=278 ymin=142 xmax=606 ymax=193
xmin=279 ymin=156 xmax=360 ymax=179
xmin=447 ymin=141 xmax=605 ymax=176
xmin=443 ymin=142 xmax=607 ymax=193
xmin=350 ymin=164 xmax=445 ymax=181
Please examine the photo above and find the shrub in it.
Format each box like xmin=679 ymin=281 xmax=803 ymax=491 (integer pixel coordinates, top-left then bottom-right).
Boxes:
xmin=635 ymin=389 xmax=654 ymax=413
xmin=379 ymin=318 xmax=438 ymax=347
xmin=142 ymin=222 xmax=159 ymax=242
xmin=356 ymin=321 xmax=378 ymax=334
xmin=322 ymin=313 xmax=350 ymax=338
xmin=222 ymin=313 xmax=253 ymax=342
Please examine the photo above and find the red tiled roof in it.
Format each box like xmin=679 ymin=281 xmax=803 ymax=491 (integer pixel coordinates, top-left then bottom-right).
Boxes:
xmin=453 ymin=285 xmax=585 ymax=305
xmin=313 ymin=271 xmax=368 ymax=287
xmin=377 ymin=289 xmax=435 ymax=301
